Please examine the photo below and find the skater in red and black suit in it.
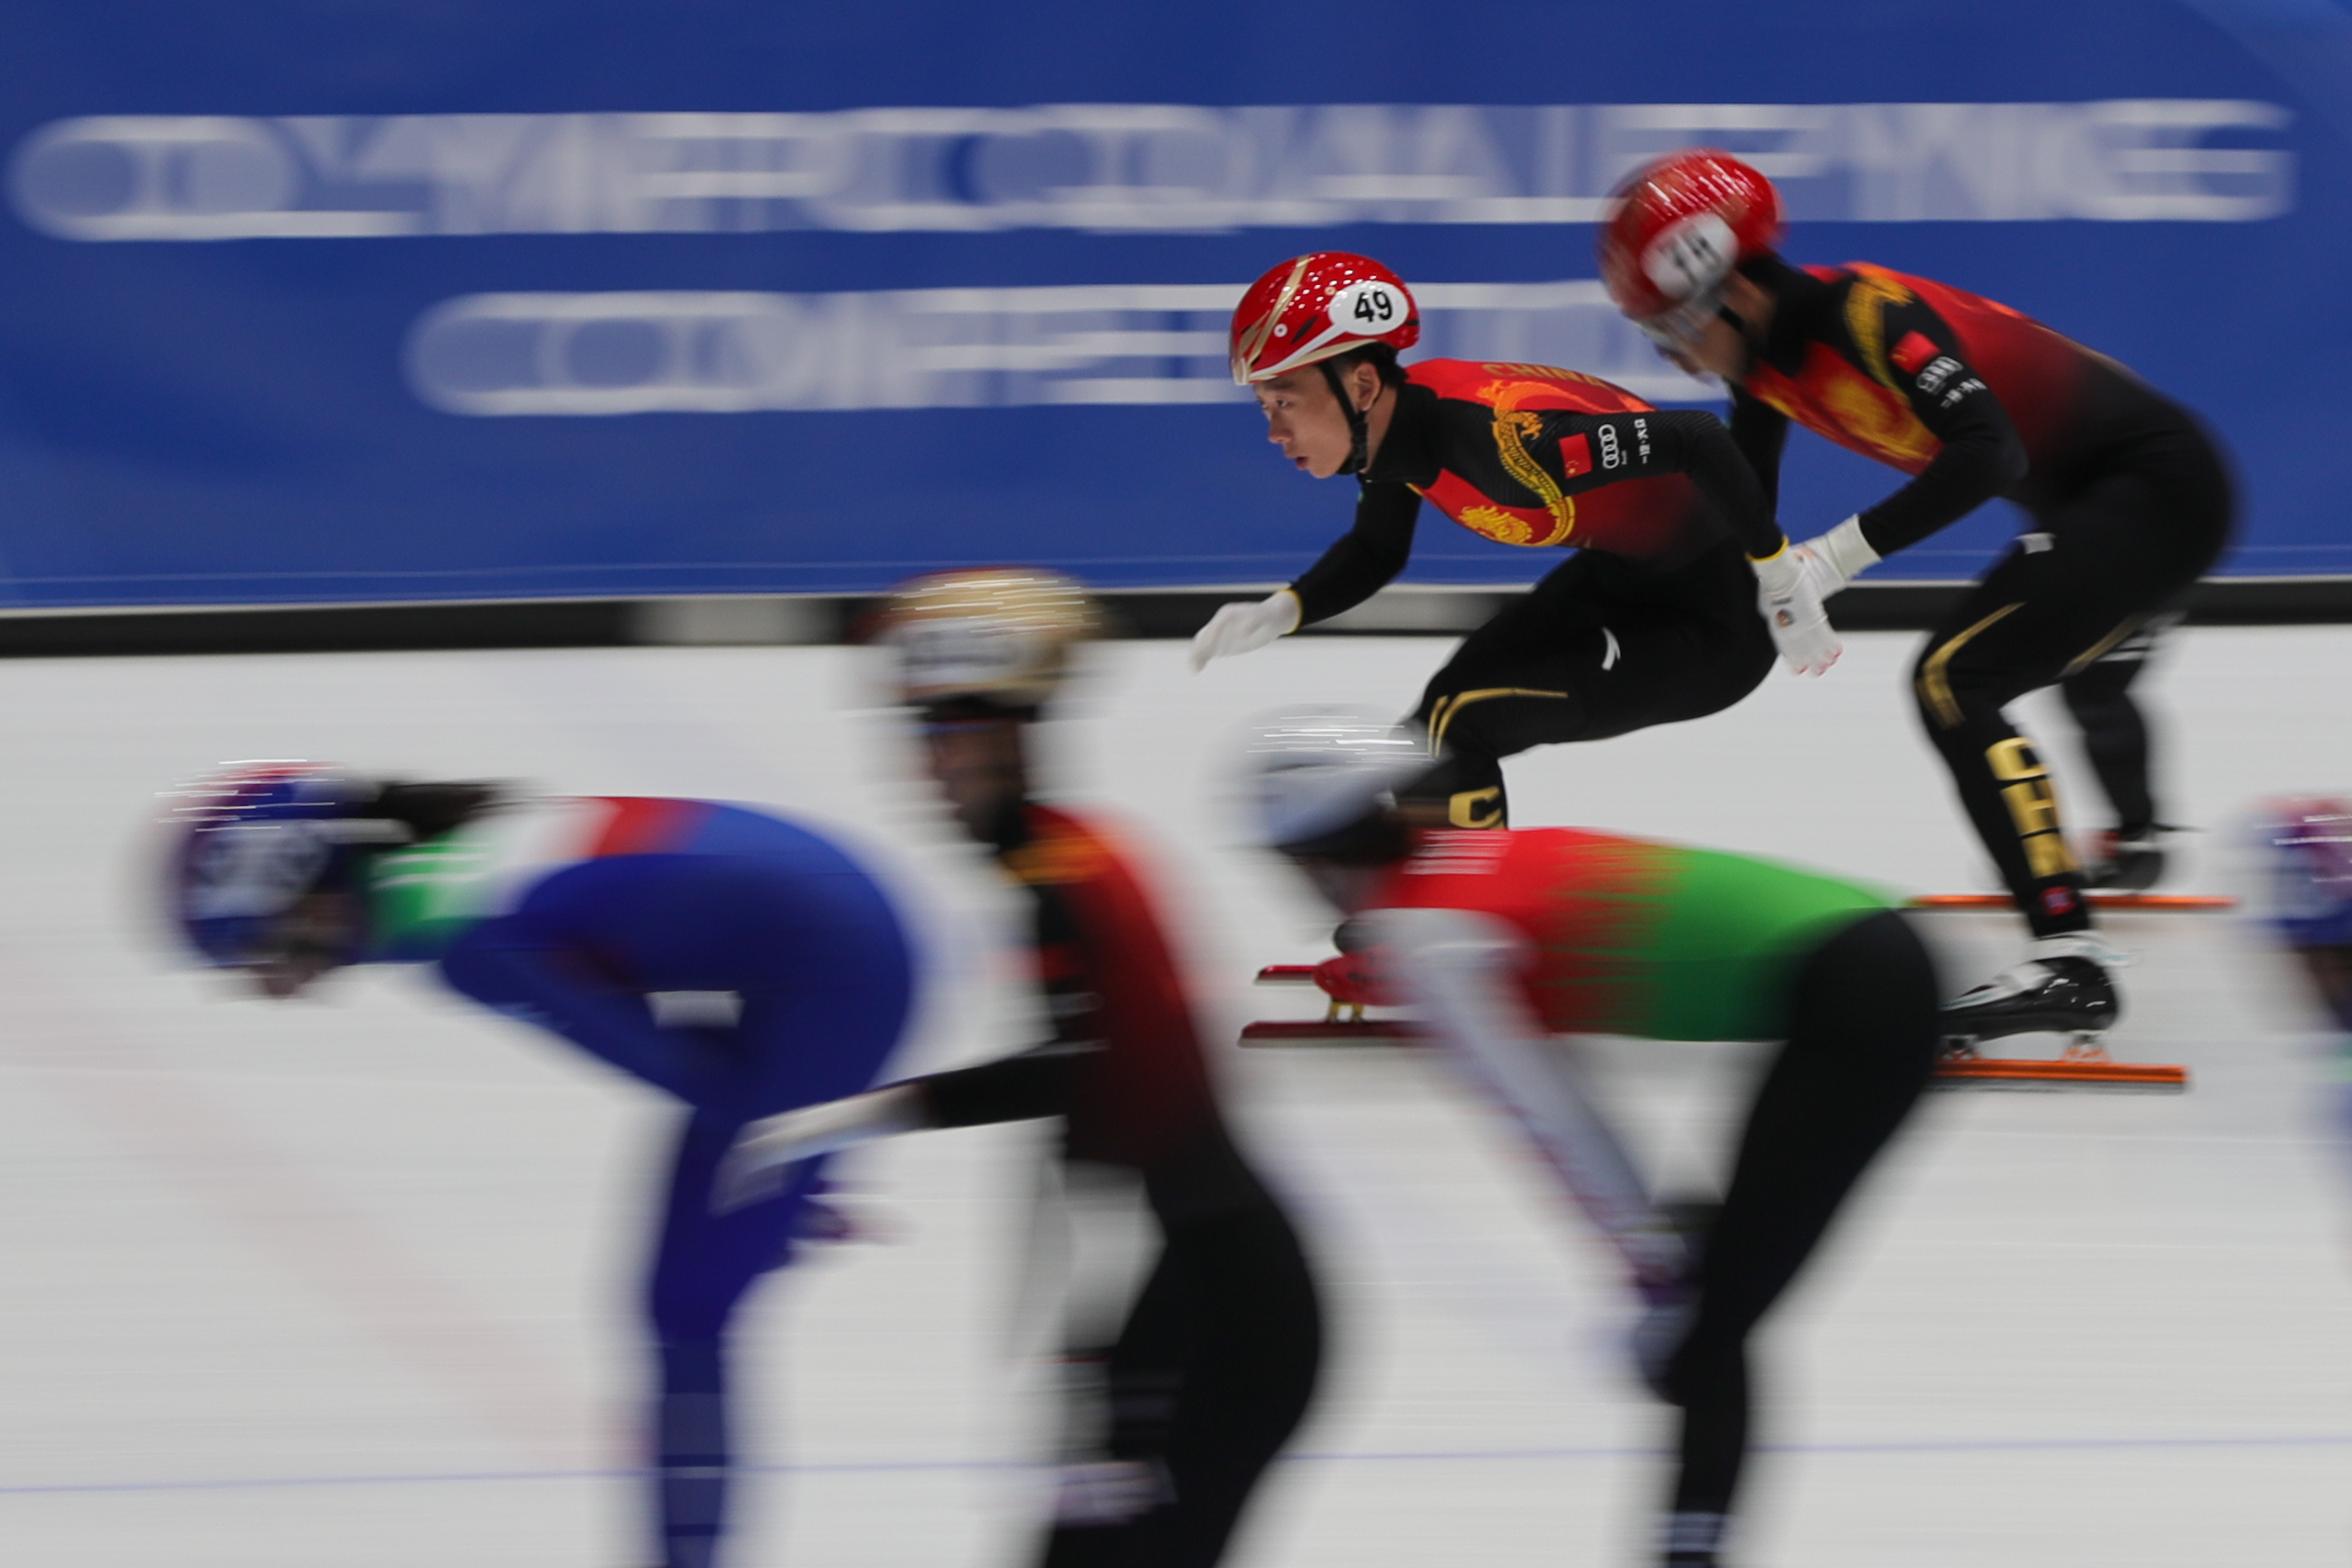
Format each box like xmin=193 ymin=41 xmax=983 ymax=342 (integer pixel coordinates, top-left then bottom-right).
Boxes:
xmin=722 ymin=570 xmax=1322 ymax=1568
xmin=1191 ymin=253 xmax=1840 ymax=834
xmin=1601 ymin=150 xmax=2234 ymax=1045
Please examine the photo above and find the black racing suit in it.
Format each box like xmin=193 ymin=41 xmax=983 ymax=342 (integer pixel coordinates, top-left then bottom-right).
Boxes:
xmin=907 ymin=803 xmax=1321 ymax=1568
xmin=1733 ymin=262 xmax=2233 ymax=937
xmin=1283 ymin=357 xmax=1781 ymax=828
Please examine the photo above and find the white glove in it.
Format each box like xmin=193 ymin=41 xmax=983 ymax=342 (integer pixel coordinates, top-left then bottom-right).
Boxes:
xmin=1750 ymin=543 xmax=1840 ymax=677
xmin=1188 ymin=590 xmax=1300 ymax=672
xmin=1792 ymin=515 xmax=1881 ymax=596
xmin=713 ymin=1085 xmax=924 ymax=1213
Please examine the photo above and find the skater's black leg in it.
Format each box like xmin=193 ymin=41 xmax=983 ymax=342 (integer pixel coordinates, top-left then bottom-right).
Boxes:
xmin=1925 ymin=543 xmax=2211 ymax=1034
xmin=1145 ymin=1204 xmax=1322 ymax=1568
xmin=2058 ymin=652 xmax=2156 ymax=838
xmin=1914 ymin=525 xmax=2196 ymax=937
xmin=1662 ymin=912 xmax=1941 ymax=1560
xmin=2060 ymin=609 xmax=2186 ymax=890
xmin=1038 ymin=1238 xmax=1184 ymax=1568
xmin=1913 ymin=431 xmax=2226 ymax=941
xmin=1042 ymin=1197 xmax=1324 ymax=1568
xmin=1401 ymin=543 xmax=1771 ymax=829
xmin=1401 ymin=571 xmax=1589 ymax=831
xmin=1913 ymin=576 xmax=2101 ymax=940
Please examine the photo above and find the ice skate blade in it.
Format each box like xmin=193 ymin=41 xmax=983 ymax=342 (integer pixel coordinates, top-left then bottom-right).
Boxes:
xmin=1932 ymin=1055 xmax=2187 ymax=1092
xmin=1242 ymin=1013 xmax=2188 ymax=1089
xmin=1240 ymin=1019 xmax=1420 ymax=1047
xmin=1937 ymin=1034 xmax=2186 ymax=1092
xmin=1908 ymin=892 xmax=2233 ymax=912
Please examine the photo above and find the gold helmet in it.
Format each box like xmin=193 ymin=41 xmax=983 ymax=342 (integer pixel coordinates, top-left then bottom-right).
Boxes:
xmin=880 ymin=567 xmax=1101 ymax=711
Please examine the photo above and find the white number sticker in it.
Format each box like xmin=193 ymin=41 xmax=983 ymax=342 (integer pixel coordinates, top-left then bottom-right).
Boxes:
xmin=1641 ymin=213 xmax=1737 ymax=301
xmin=1327 ymin=279 xmax=1405 ymax=333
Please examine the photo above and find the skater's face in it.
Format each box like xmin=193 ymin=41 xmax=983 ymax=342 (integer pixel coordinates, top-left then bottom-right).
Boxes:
xmin=1655 ymin=270 xmax=1771 ymax=384
xmin=1254 ymin=361 xmax=1388 ymax=479
xmin=921 ymin=718 xmax=1028 ymax=839
xmin=246 ymin=891 xmax=359 ymax=998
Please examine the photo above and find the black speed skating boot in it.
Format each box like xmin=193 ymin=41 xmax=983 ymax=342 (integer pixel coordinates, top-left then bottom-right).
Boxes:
xmin=1941 ymin=940 xmax=2122 ymax=1050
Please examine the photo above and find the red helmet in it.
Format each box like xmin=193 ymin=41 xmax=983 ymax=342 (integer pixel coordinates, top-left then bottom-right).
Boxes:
xmin=1230 ymin=253 xmax=1420 ymax=385
xmin=1598 ymin=150 xmax=1784 ymax=339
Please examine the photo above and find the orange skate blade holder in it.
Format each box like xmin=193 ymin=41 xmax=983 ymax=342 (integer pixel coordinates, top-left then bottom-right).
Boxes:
xmin=1909 ymin=893 xmax=2234 ymax=912
xmin=1935 ymin=1033 xmax=2188 ymax=1092
xmin=1242 ymin=1020 xmax=2190 ymax=1083
xmin=1252 ymin=968 xmax=2189 ymax=1087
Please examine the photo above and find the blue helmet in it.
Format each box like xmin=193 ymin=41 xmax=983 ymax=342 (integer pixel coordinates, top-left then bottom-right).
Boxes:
xmin=165 ymin=762 xmax=370 ymax=967
xmin=2252 ymin=797 xmax=2352 ymax=948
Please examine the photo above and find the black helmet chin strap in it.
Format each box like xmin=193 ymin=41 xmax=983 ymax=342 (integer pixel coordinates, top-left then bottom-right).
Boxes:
xmin=1318 ymin=359 xmax=1376 ymax=477
xmin=1716 ymin=300 xmax=1766 ymax=380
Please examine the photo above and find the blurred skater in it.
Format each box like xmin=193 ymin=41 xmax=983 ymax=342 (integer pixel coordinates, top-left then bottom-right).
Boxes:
xmin=163 ymin=767 xmax=914 ymax=1568
xmin=1191 ymin=251 xmax=1819 ymax=834
xmin=726 ymin=569 xmax=1322 ymax=1568
xmin=2252 ymin=798 xmax=2352 ymax=1110
xmin=1602 ymin=150 xmax=2234 ymax=1046
xmin=1240 ymin=711 xmax=1938 ymax=1568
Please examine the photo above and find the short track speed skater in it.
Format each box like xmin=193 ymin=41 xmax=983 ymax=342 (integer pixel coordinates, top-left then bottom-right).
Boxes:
xmin=1235 ymin=709 xmax=1947 ymax=1567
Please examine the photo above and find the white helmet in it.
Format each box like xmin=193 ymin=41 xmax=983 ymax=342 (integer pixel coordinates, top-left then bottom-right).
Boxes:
xmin=880 ymin=567 xmax=1100 ymax=710
xmin=1243 ymin=707 xmax=1434 ymax=849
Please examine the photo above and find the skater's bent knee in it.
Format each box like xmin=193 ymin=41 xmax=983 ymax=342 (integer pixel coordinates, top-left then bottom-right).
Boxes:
xmin=1912 ymin=663 xmax=2020 ymax=732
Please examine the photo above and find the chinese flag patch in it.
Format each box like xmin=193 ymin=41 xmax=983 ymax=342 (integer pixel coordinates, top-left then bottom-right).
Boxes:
xmin=1557 ymin=432 xmax=1593 ymax=478
xmin=1890 ymin=330 xmax=1940 ymax=375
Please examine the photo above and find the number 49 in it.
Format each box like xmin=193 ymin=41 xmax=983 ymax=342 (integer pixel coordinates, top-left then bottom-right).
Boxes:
xmin=1330 ymin=279 xmax=1403 ymax=331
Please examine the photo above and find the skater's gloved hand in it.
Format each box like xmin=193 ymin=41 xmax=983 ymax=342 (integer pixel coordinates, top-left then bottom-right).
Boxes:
xmin=1790 ymin=515 xmax=1880 ymax=595
xmin=714 ymin=1085 xmax=925 ymax=1212
xmin=1188 ymin=590 xmax=1301 ymax=672
xmin=1749 ymin=543 xmax=1841 ymax=677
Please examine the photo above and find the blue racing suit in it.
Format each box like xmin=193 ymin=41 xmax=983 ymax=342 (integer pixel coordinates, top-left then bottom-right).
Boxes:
xmin=375 ymin=796 xmax=913 ymax=1568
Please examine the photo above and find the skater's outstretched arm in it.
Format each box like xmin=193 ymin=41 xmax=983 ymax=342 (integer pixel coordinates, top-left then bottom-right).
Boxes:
xmin=713 ymin=1041 xmax=1098 ymax=1209
xmin=1728 ymin=391 xmax=1790 ymax=513
xmin=1372 ymin=905 xmax=1682 ymax=1290
xmin=440 ymin=928 xmax=741 ymax=1109
xmin=1283 ymin=482 xmax=1423 ymax=626
xmin=1814 ymin=289 xmax=2028 ymax=562
xmin=1191 ymin=485 xmax=1422 ymax=669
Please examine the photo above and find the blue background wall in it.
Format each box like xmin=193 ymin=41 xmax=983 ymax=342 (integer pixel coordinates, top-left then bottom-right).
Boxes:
xmin=0 ymin=0 xmax=2342 ymax=607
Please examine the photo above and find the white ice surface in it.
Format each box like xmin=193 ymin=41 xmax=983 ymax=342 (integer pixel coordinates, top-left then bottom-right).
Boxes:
xmin=0 ymin=628 xmax=2347 ymax=1566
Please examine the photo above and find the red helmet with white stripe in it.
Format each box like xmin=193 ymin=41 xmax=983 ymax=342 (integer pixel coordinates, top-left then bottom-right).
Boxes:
xmin=1598 ymin=150 xmax=1785 ymax=341
xmin=1230 ymin=253 xmax=1420 ymax=385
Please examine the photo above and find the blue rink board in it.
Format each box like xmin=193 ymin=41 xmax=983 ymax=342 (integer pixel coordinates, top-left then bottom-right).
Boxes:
xmin=0 ymin=0 xmax=2345 ymax=607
